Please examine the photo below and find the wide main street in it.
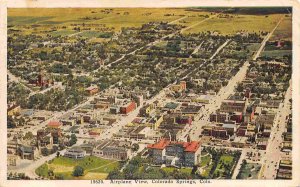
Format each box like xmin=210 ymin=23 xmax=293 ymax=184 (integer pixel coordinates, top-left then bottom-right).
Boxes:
xmin=259 ymin=81 xmax=292 ymax=179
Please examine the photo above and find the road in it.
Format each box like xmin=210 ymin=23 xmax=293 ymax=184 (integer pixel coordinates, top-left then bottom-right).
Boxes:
xmin=91 ymin=15 xmax=190 ymax=74
xmin=209 ymin=39 xmax=231 ymax=60
xmin=176 ymin=38 xmax=250 ymax=141
xmin=92 ymin=13 xmax=221 ymax=74
xmin=168 ymin=16 xmax=188 ymax=24
xmin=180 ymin=14 xmax=218 ymax=34
xmin=231 ymin=149 xmax=247 ymax=179
xmin=178 ymin=61 xmax=250 ymax=141
xmin=189 ymin=41 xmax=204 ymax=58
xmin=68 ymin=31 xmax=84 ymax=37
xmin=8 ymin=149 xmax=67 ymax=179
xmin=252 ymin=16 xmax=284 ymax=60
xmin=259 ymin=81 xmax=292 ymax=179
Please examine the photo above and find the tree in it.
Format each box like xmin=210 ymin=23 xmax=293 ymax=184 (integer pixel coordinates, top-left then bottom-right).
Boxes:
xmin=131 ymin=143 xmax=139 ymax=152
xmin=23 ymin=132 xmax=33 ymax=140
xmin=69 ymin=134 xmax=77 ymax=146
xmin=107 ymin=170 xmax=124 ymax=179
xmin=72 ymin=166 xmax=84 ymax=177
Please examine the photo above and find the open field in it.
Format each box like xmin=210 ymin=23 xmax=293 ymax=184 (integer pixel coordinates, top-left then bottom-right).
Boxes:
xmin=161 ymin=167 xmax=193 ymax=175
xmin=261 ymin=50 xmax=292 ymax=58
xmin=183 ymin=14 xmax=286 ymax=35
xmin=200 ymin=154 xmax=211 ymax=167
xmin=270 ymin=15 xmax=292 ymax=41
xmin=8 ymin=8 xmax=190 ymax=29
xmin=8 ymin=8 xmax=292 ymax=38
xmin=35 ymin=156 xmax=119 ymax=179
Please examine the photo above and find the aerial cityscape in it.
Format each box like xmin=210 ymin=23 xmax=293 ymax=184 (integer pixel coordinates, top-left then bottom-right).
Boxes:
xmin=7 ymin=7 xmax=292 ymax=180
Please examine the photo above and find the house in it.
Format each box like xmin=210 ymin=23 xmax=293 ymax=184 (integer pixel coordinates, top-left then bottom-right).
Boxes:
xmin=85 ymin=85 xmax=99 ymax=95
xmin=37 ymin=129 xmax=53 ymax=147
xmin=64 ymin=147 xmax=86 ymax=159
xmin=18 ymin=145 xmax=39 ymax=160
xmin=47 ymin=121 xmax=62 ymax=129
xmin=147 ymin=139 xmax=201 ymax=167
xmin=7 ymin=104 xmax=21 ymax=116
xmin=170 ymin=81 xmax=186 ymax=92
xmin=36 ymin=71 xmax=52 ymax=87
xmin=7 ymin=154 xmax=19 ymax=166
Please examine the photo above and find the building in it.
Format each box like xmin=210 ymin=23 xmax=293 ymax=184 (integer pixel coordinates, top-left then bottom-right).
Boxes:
xmin=170 ymin=81 xmax=187 ymax=92
xmin=202 ymin=126 xmax=229 ymax=139
xmin=139 ymin=103 xmax=155 ymax=117
xmin=257 ymin=140 xmax=268 ymax=150
xmin=85 ymin=85 xmax=99 ymax=95
xmin=210 ymin=111 xmax=229 ymax=123
xmin=120 ymin=101 xmax=136 ymax=114
xmin=221 ymin=123 xmax=237 ymax=136
xmin=147 ymin=139 xmax=201 ymax=167
xmin=36 ymin=70 xmax=52 ymax=87
xmin=64 ymin=147 xmax=86 ymax=159
xmin=18 ymin=145 xmax=39 ymax=160
xmin=47 ymin=121 xmax=62 ymax=129
xmin=176 ymin=116 xmax=192 ymax=125
xmin=7 ymin=104 xmax=21 ymax=116
xmin=276 ymin=159 xmax=292 ymax=179
xmin=92 ymin=140 xmax=131 ymax=160
xmin=37 ymin=129 xmax=53 ymax=147
xmin=220 ymin=99 xmax=247 ymax=113
xmin=7 ymin=154 xmax=19 ymax=166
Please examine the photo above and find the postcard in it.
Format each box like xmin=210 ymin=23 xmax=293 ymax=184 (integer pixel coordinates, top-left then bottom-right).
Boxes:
xmin=0 ymin=0 xmax=299 ymax=187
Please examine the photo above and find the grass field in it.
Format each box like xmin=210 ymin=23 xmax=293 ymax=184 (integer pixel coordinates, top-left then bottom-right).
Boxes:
xmin=212 ymin=154 xmax=237 ymax=178
xmin=8 ymin=8 xmax=191 ymax=30
xmin=183 ymin=14 xmax=286 ymax=35
xmin=261 ymin=50 xmax=292 ymax=58
xmin=50 ymin=30 xmax=76 ymax=37
xmin=8 ymin=8 xmax=292 ymax=37
xmin=200 ymin=154 xmax=211 ymax=167
xmin=161 ymin=167 xmax=193 ymax=175
xmin=270 ymin=15 xmax=292 ymax=41
xmin=36 ymin=156 xmax=119 ymax=180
